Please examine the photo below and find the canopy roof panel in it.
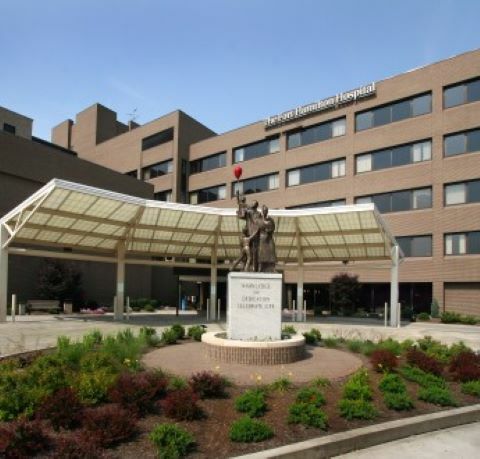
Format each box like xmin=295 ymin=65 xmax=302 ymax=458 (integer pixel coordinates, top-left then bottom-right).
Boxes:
xmin=1 ymin=179 xmax=401 ymax=264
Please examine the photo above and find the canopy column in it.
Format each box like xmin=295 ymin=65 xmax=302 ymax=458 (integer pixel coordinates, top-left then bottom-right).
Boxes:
xmin=390 ymin=244 xmax=399 ymax=327
xmin=296 ymin=248 xmax=304 ymax=321
xmin=0 ymin=226 xmax=8 ymax=323
xmin=115 ymin=241 xmax=126 ymax=321
xmin=210 ymin=254 xmax=217 ymax=321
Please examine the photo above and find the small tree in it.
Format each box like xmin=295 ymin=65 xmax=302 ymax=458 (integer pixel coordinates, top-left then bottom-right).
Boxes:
xmin=430 ymin=298 xmax=440 ymax=318
xmin=329 ymin=273 xmax=361 ymax=316
xmin=37 ymin=259 xmax=84 ymax=308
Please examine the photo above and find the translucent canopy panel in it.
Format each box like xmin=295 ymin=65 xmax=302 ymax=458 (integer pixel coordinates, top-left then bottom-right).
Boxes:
xmin=1 ymin=179 xmax=400 ymax=263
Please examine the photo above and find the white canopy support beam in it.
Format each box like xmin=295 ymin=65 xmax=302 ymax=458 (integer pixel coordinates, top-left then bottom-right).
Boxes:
xmin=390 ymin=244 xmax=400 ymax=327
xmin=115 ymin=241 xmax=126 ymax=321
xmin=295 ymin=223 xmax=304 ymax=321
xmin=0 ymin=225 xmax=8 ymax=322
xmin=210 ymin=219 xmax=220 ymax=321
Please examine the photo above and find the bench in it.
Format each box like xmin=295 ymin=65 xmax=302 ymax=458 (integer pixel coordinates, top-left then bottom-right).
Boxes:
xmin=26 ymin=300 xmax=61 ymax=314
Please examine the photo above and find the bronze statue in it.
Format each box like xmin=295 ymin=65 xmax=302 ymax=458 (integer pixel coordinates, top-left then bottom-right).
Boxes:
xmin=234 ymin=192 xmax=277 ymax=273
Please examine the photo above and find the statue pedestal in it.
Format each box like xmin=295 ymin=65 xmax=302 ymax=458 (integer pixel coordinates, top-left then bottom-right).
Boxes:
xmin=227 ymin=272 xmax=283 ymax=341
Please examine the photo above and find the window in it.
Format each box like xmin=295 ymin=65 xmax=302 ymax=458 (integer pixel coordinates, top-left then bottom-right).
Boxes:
xmin=287 ymin=117 xmax=346 ymax=149
xmin=444 ymin=77 xmax=480 ymax=108
xmin=355 ymin=93 xmax=432 ymax=131
xmin=142 ymin=160 xmax=173 ymax=180
xmin=190 ymin=185 xmax=226 ymax=204
xmin=233 ymin=137 xmax=279 ymax=163
xmin=397 ymin=235 xmax=432 ymax=257
xmin=125 ymin=170 xmax=138 ymax=178
xmin=232 ymin=173 xmax=279 ymax=196
xmin=287 ymin=199 xmax=346 ymax=209
xmin=141 ymin=128 xmax=174 ymax=151
xmin=3 ymin=123 xmax=16 ymax=134
xmin=356 ymin=140 xmax=432 ymax=173
xmin=154 ymin=190 xmax=173 ymax=202
xmin=287 ymin=158 xmax=346 ymax=187
xmin=445 ymin=179 xmax=480 ymax=205
xmin=444 ymin=128 xmax=480 ymax=157
xmin=190 ymin=151 xmax=226 ymax=174
xmin=445 ymin=233 xmax=467 ymax=255
xmin=355 ymin=187 xmax=432 ymax=213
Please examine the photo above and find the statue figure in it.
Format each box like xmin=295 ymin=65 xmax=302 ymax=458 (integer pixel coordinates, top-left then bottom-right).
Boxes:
xmin=229 ymin=226 xmax=259 ymax=272
xmin=234 ymin=192 xmax=276 ymax=273
xmin=258 ymin=205 xmax=277 ymax=272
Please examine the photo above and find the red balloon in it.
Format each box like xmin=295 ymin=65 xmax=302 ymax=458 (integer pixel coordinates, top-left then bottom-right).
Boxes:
xmin=234 ymin=165 xmax=243 ymax=180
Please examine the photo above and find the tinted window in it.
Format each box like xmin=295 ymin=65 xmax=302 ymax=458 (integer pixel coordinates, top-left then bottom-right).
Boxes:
xmin=412 ymin=94 xmax=432 ymax=116
xmin=411 ymin=236 xmax=432 ymax=256
xmin=288 ymin=199 xmax=346 ymax=209
xmin=467 ymin=80 xmax=480 ymax=103
xmin=391 ymin=100 xmax=411 ymax=121
xmin=233 ymin=137 xmax=279 ymax=163
xmin=444 ymin=133 xmax=466 ymax=156
xmin=467 ymin=129 xmax=480 ymax=152
xmin=373 ymin=106 xmax=390 ymax=126
xmin=355 ymin=112 xmax=373 ymax=131
xmin=287 ymin=118 xmax=344 ymax=149
xmin=190 ymin=152 xmax=226 ymax=174
xmin=372 ymin=194 xmax=391 ymax=213
xmin=142 ymin=128 xmax=174 ymax=151
xmin=444 ymin=85 xmax=465 ymax=108
xmin=468 ymin=231 xmax=480 ymax=254
xmin=467 ymin=180 xmax=480 ymax=203
xmin=372 ymin=150 xmax=391 ymax=170
xmin=3 ymin=123 xmax=15 ymax=134
xmin=392 ymin=190 xmax=411 ymax=212
xmin=288 ymin=159 xmax=345 ymax=187
xmin=391 ymin=145 xmax=411 ymax=166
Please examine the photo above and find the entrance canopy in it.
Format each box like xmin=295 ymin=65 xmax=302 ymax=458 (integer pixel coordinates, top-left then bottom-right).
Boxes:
xmin=1 ymin=179 xmax=400 ymax=264
xmin=0 ymin=179 xmax=402 ymax=326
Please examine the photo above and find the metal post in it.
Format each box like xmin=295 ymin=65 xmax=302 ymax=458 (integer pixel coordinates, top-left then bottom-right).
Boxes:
xmin=0 ymin=226 xmax=8 ymax=323
xmin=292 ymin=299 xmax=296 ymax=322
xmin=126 ymin=296 xmax=130 ymax=321
xmin=217 ymin=298 xmax=221 ymax=321
xmin=11 ymin=294 xmax=16 ymax=322
xmin=384 ymin=302 xmax=388 ymax=327
xmin=115 ymin=242 xmax=126 ymax=321
xmin=390 ymin=245 xmax=399 ymax=327
xmin=303 ymin=299 xmax=307 ymax=322
xmin=206 ymin=298 xmax=210 ymax=321
xmin=397 ymin=302 xmax=401 ymax=328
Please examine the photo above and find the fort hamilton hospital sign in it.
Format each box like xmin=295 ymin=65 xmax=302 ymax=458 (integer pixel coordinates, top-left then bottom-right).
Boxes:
xmin=265 ymin=82 xmax=376 ymax=128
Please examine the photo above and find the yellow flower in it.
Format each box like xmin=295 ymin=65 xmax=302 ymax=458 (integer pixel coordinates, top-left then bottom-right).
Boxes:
xmin=256 ymin=375 xmax=262 ymax=381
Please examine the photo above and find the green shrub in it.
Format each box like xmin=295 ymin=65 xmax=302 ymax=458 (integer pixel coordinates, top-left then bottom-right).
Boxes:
xmin=400 ymin=365 xmax=446 ymax=388
xmin=310 ymin=328 xmax=322 ymax=341
xmin=418 ymin=386 xmax=457 ymax=406
xmin=448 ymin=342 xmax=473 ymax=359
xmin=268 ymin=377 xmax=292 ymax=393
xmin=342 ymin=369 xmax=372 ymax=401
xmin=376 ymin=338 xmax=403 ymax=356
xmin=168 ymin=376 xmax=188 ymax=391
xmin=416 ymin=312 xmax=431 ymax=321
xmin=295 ymin=387 xmax=325 ymax=407
xmin=187 ymin=326 xmax=205 ymax=341
xmin=303 ymin=331 xmax=318 ymax=345
xmin=229 ymin=416 xmax=273 ymax=442
xmin=346 ymin=339 xmax=363 ymax=353
xmin=379 ymin=373 xmax=406 ymax=394
xmin=416 ymin=336 xmax=451 ymax=363
xmin=430 ymin=299 xmax=440 ymax=318
xmin=288 ymin=402 xmax=328 ymax=429
xmin=171 ymin=324 xmax=186 ymax=340
xmin=383 ymin=391 xmax=414 ymax=410
xmin=338 ymin=399 xmax=377 ymax=420
xmin=461 ymin=380 xmax=480 ymax=397
xmin=144 ymin=304 xmax=155 ymax=312
xmin=460 ymin=315 xmax=478 ymax=325
xmin=149 ymin=423 xmax=195 ymax=458
xmin=440 ymin=311 xmax=462 ymax=324
xmin=234 ymin=389 xmax=267 ymax=417
xmin=76 ymin=369 xmax=117 ymax=405
xmin=282 ymin=325 xmax=297 ymax=335
xmin=161 ymin=328 xmax=178 ymax=345
xmin=309 ymin=377 xmax=331 ymax=388
xmin=139 ymin=327 xmax=161 ymax=347
xmin=323 ymin=337 xmax=339 ymax=348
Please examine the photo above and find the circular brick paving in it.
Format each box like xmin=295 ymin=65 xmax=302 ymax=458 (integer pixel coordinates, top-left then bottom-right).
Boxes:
xmin=142 ymin=341 xmax=363 ymax=385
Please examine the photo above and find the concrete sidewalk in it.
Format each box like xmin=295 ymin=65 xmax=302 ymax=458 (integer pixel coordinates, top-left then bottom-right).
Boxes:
xmin=0 ymin=314 xmax=479 ymax=356
xmin=335 ymin=421 xmax=480 ymax=459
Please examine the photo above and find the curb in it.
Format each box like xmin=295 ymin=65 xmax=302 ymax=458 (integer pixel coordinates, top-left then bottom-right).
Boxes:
xmin=233 ymin=404 xmax=480 ymax=458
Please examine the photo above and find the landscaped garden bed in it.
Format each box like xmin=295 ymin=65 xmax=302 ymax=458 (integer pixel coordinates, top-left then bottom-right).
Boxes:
xmin=0 ymin=326 xmax=479 ymax=458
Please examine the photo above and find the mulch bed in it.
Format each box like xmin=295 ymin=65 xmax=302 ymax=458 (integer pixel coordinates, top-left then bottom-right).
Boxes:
xmin=111 ymin=351 xmax=479 ymax=459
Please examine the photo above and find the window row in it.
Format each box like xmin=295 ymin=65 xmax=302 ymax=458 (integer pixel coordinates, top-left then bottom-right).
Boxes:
xmin=233 ymin=173 xmax=279 ymax=196
xmin=141 ymin=127 xmax=174 ymax=151
xmin=190 ymin=151 xmax=226 ymax=174
xmin=189 ymin=184 xmax=226 ymax=204
xmin=233 ymin=137 xmax=279 ymax=163
xmin=444 ymin=128 xmax=480 ymax=157
xmin=444 ymin=77 xmax=480 ymax=109
xmin=154 ymin=190 xmax=173 ymax=202
xmin=356 ymin=93 xmax=432 ymax=132
xmin=142 ymin=160 xmax=173 ymax=180
xmin=445 ymin=231 xmax=480 ymax=255
xmin=287 ymin=199 xmax=346 ymax=209
xmin=287 ymin=118 xmax=346 ymax=149
xmin=356 ymin=140 xmax=431 ymax=173
xmin=356 ymin=188 xmax=432 ymax=213
xmin=445 ymin=179 xmax=480 ymax=206
xmin=288 ymin=159 xmax=345 ymax=186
